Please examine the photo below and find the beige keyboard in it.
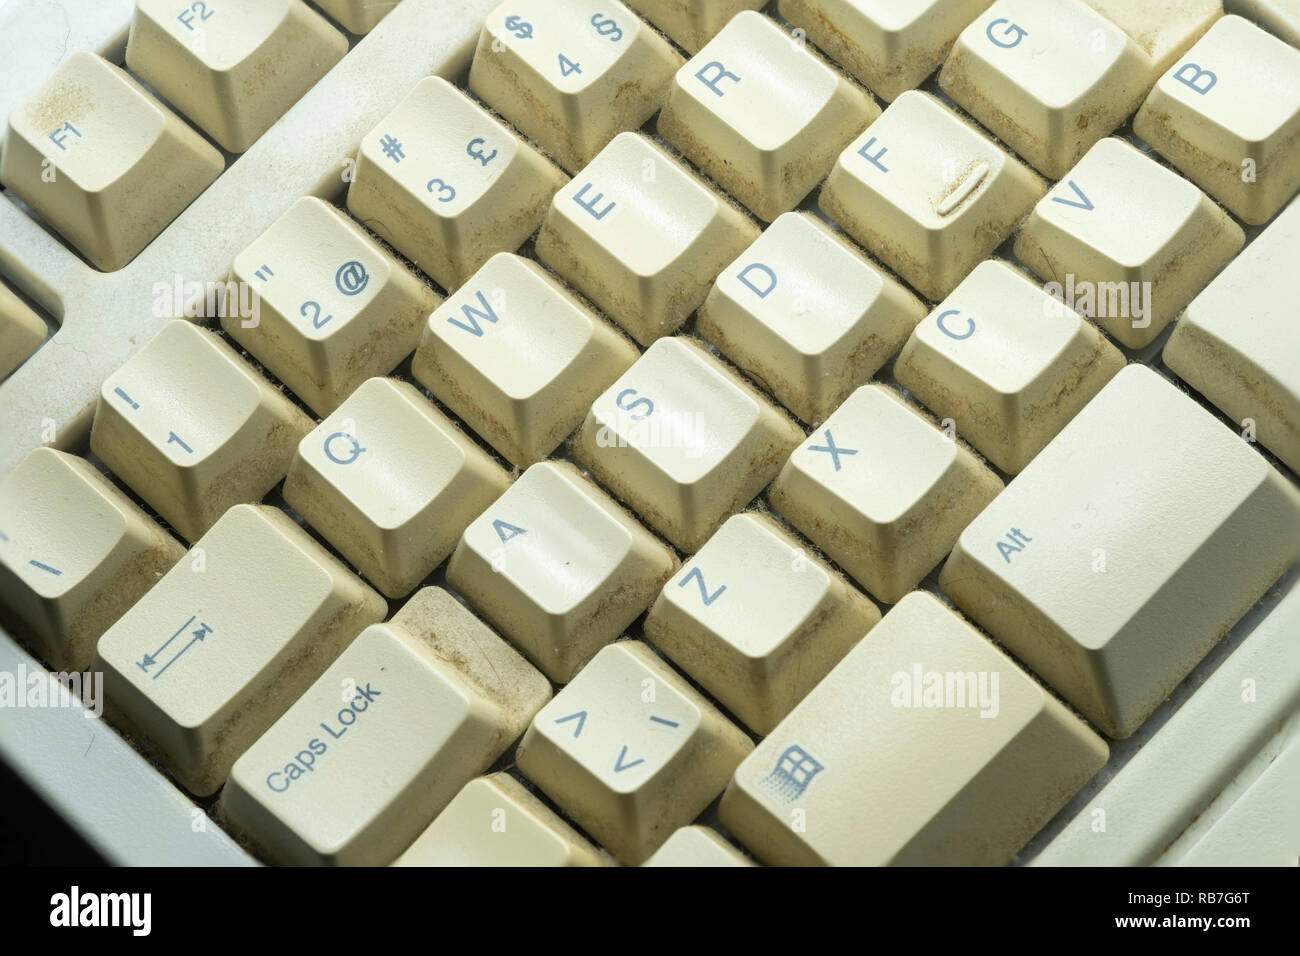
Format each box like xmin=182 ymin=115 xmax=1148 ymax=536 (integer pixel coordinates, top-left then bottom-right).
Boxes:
xmin=0 ymin=0 xmax=1298 ymax=868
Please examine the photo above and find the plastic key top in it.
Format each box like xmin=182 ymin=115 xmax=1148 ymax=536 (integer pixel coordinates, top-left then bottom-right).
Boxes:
xmin=516 ymin=640 xmax=754 ymax=864
xmin=126 ymin=0 xmax=347 ymax=152
xmin=0 ymin=52 xmax=222 ymax=272
xmin=0 ymin=281 xmax=45 ymax=381
xmin=1226 ymin=0 xmax=1300 ymax=46
xmin=95 ymin=504 xmax=386 ymax=795
xmin=768 ymin=384 xmax=1003 ymax=604
xmin=574 ymin=337 xmax=805 ymax=552
xmin=1014 ymin=137 xmax=1244 ymax=349
xmin=624 ymin=0 xmax=765 ymax=53
xmin=0 ymin=449 xmax=184 ymax=672
xmin=468 ymin=0 xmax=683 ymax=172
xmin=938 ymin=0 xmax=1154 ymax=178
xmin=1081 ymin=0 xmax=1221 ymax=74
xmin=396 ymin=773 xmax=608 ymax=866
xmin=719 ymin=592 xmax=1108 ymax=866
xmin=940 ymin=366 xmax=1300 ymax=739
xmin=447 ymin=461 xmax=679 ymax=682
xmin=642 ymin=826 xmax=754 ymax=867
xmin=227 ymin=197 xmax=442 ymax=414
xmin=644 ymin=513 xmax=881 ymax=734
xmin=90 ymin=320 xmax=314 ymax=542
xmin=536 ymin=132 xmax=760 ymax=345
xmin=657 ymin=11 xmax=881 ymax=221
xmin=221 ymin=588 xmax=551 ymax=865
xmin=1135 ymin=15 xmax=1300 ymax=225
xmin=778 ymin=0 xmax=995 ymax=102
xmin=1164 ymin=195 xmax=1300 ymax=474
xmin=697 ymin=212 xmax=926 ymax=425
xmin=895 ymin=260 xmax=1125 ymax=473
xmin=411 ymin=253 xmax=639 ymax=467
xmin=819 ymin=91 xmax=1046 ymax=301
xmin=346 ymin=76 xmax=567 ymax=290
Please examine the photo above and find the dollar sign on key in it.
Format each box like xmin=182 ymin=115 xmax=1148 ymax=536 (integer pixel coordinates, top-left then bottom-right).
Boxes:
xmin=590 ymin=13 xmax=623 ymax=41
xmin=504 ymin=14 xmax=533 ymax=38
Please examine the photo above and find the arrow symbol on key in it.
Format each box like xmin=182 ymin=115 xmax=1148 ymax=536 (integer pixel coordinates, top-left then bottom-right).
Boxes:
xmin=613 ymin=745 xmax=645 ymax=773
xmin=555 ymin=710 xmax=588 ymax=738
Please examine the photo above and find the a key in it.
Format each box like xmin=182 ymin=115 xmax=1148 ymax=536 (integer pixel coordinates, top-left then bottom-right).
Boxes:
xmin=573 ymin=337 xmax=805 ymax=552
xmin=0 ymin=449 xmax=184 ymax=672
xmin=0 ymin=281 xmax=45 ymax=380
xmin=346 ymin=76 xmax=567 ymax=290
xmin=95 ymin=504 xmax=386 ymax=795
xmin=819 ymin=91 xmax=1046 ymax=301
xmin=697 ymin=212 xmax=926 ymax=425
xmin=220 ymin=588 xmax=550 ymax=865
xmin=314 ymin=0 xmax=402 ymax=34
xmin=938 ymin=0 xmax=1154 ymax=179
xmin=282 ymin=378 xmax=511 ymax=599
xmin=1014 ymin=138 xmax=1244 ymax=349
xmin=940 ymin=365 xmax=1300 ymax=739
xmin=719 ymin=592 xmax=1108 ymax=866
xmin=1082 ymin=0 xmax=1222 ymax=74
xmin=536 ymin=132 xmax=760 ymax=345
xmin=467 ymin=0 xmax=683 ymax=173
xmin=657 ymin=11 xmax=881 ymax=221
xmin=516 ymin=640 xmax=754 ymax=864
xmin=642 ymin=826 xmax=754 ymax=867
xmin=895 ymin=260 xmax=1126 ymax=474
xmin=227 ymin=197 xmax=440 ymax=414
xmin=625 ymin=0 xmax=765 ymax=53
xmin=446 ymin=461 xmax=678 ymax=682
xmin=1134 ymin=15 xmax=1300 ymax=225
xmin=0 ymin=52 xmax=222 ymax=272
xmin=1164 ymin=196 xmax=1300 ymax=473
xmin=395 ymin=773 xmax=608 ymax=867
xmin=768 ymin=384 xmax=1003 ymax=605
xmin=1227 ymin=0 xmax=1300 ymax=46
xmin=90 ymin=320 xmax=314 ymax=542
xmin=778 ymin=0 xmax=995 ymax=102
xmin=410 ymin=253 xmax=639 ymax=467
xmin=644 ymin=513 xmax=880 ymax=734
xmin=126 ymin=0 xmax=347 ymax=153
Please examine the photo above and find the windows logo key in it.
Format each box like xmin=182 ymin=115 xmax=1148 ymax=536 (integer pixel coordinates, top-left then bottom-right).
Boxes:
xmin=759 ymin=745 xmax=825 ymax=802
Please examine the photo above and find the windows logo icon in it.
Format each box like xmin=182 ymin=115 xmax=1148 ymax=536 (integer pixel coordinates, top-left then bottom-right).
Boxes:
xmin=759 ymin=744 xmax=825 ymax=802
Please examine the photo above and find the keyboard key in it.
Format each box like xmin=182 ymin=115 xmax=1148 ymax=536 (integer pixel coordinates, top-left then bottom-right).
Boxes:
xmin=91 ymin=320 xmax=313 ymax=542
xmin=1164 ymin=196 xmax=1300 ymax=473
xmin=1082 ymin=0 xmax=1221 ymax=74
xmin=0 ymin=52 xmax=222 ymax=271
xmin=536 ymin=132 xmax=760 ymax=345
xmin=626 ymin=0 xmax=765 ymax=53
xmin=642 ymin=826 xmax=754 ymax=866
xmin=1015 ymin=138 xmax=1244 ymax=349
xmin=1227 ymin=0 xmax=1300 ymax=46
xmin=0 ymin=449 xmax=183 ymax=672
xmin=719 ymin=592 xmax=1108 ymax=865
xmin=396 ymin=773 xmax=608 ymax=866
xmin=1134 ymin=15 xmax=1300 ymax=225
xmin=657 ymin=11 xmax=881 ymax=221
xmin=221 ymin=588 xmax=550 ymax=865
xmin=697 ymin=212 xmax=925 ymax=425
xmin=574 ymin=337 xmax=805 ymax=552
xmin=346 ymin=76 xmax=567 ymax=290
xmin=644 ymin=513 xmax=880 ymax=733
xmin=769 ymin=384 xmax=1003 ymax=604
xmin=126 ymin=0 xmax=347 ymax=152
xmin=314 ymin=0 xmax=401 ymax=34
xmin=468 ymin=0 xmax=683 ymax=172
xmin=95 ymin=504 xmax=385 ymax=795
xmin=895 ymin=260 xmax=1126 ymax=473
xmin=778 ymin=0 xmax=995 ymax=102
xmin=227 ymin=197 xmax=441 ymax=414
xmin=517 ymin=640 xmax=753 ymax=864
xmin=938 ymin=0 xmax=1154 ymax=178
xmin=447 ymin=461 xmax=678 ymax=682
xmin=410 ymin=253 xmax=638 ymax=467
xmin=819 ymin=90 xmax=1045 ymax=301
xmin=940 ymin=366 xmax=1300 ymax=738
xmin=282 ymin=378 xmax=511 ymax=598
xmin=0 ymin=281 xmax=45 ymax=380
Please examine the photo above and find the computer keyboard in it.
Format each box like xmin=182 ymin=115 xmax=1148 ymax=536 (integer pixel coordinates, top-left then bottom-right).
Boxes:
xmin=0 ymin=0 xmax=1297 ymax=868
